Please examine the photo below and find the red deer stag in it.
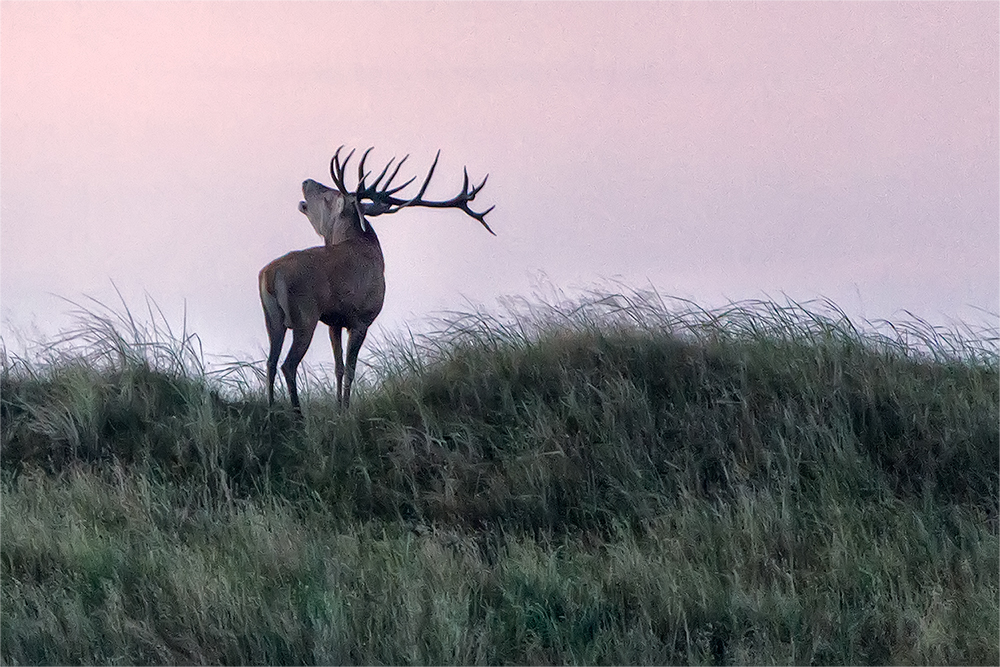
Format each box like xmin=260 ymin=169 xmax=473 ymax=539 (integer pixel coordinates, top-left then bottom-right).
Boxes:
xmin=259 ymin=147 xmax=494 ymax=414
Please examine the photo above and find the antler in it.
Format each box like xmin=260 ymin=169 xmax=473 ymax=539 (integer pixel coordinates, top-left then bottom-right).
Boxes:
xmin=329 ymin=146 xmax=495 ymax=235
xmin=329 ymin=145 xmax=356 ymax=198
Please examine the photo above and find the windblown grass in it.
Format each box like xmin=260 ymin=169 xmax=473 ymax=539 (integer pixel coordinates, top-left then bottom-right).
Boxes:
xmin=2 ymin=289 xmax=997 ymax=665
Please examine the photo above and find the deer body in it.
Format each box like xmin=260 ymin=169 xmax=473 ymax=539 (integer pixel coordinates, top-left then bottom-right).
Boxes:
xmin=261 ymin=240 xmax=385 ymax=333
xmin=261 ymin=147 xmax=493 ymax=414
xmin=259 ymin=239 xmax=385 ymax=410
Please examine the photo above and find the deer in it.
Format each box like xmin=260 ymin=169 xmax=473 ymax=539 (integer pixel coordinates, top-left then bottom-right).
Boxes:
xmin=258 ymin=146 xmax=495 ymax=415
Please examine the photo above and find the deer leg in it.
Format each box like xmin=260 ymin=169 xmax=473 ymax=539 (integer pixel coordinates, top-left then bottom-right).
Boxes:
xmin=342 ymin=325 xmax=370 ymax=409
xmin=264 ymin=318 xmax=287 ymax=407
xmin=281 ymin=325 xmax=317 ymax=416
xmin=329 ymin=326 xmax=345 ymax=406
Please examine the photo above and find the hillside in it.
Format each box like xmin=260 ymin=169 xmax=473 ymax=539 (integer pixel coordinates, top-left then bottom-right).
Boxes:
xmin=2 ymin=291 xmax=997 ymax=665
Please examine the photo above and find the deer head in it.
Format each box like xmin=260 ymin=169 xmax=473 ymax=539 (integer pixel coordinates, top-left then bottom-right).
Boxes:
xmin=298 ymin=178 xmax=364 ymax=246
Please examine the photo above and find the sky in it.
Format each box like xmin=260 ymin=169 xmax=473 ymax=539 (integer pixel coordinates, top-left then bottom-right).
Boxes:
xmin=2 ymin=1 xmax=997 ymax=371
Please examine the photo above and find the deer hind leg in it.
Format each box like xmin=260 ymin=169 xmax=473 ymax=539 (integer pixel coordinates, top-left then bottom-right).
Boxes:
xmin=342 ymin=325 xmax=370 ymax=409
xmin=261 ymin=290 xmax=288 ymax=407
xmin=265 ymin=325 xmax=287 ymax=406
xmin=281 ymin=324 xmax=317 ymax=416
xmin=329 ymin=326 xmax=345 ymax=406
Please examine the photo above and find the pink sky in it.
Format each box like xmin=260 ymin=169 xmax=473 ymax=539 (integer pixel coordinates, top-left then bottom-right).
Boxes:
xmin=2 ymin=1 xmax=997 ymax=365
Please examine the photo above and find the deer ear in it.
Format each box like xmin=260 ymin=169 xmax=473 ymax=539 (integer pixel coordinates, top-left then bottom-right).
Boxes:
xmin=330 ymin=193 xmax=346 ymax=217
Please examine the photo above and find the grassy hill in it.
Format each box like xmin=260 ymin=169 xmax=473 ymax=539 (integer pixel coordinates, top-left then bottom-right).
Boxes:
xmin=2 ymin=290 xmax=997 ymax=665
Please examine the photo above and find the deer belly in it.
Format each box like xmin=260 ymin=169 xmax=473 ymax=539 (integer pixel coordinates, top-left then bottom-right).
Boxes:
xmin=319 ymin=290 xmax=384 ymax=329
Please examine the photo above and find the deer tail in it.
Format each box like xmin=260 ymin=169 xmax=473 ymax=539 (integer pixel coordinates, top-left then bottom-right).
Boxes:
xmin=259 ymin=269 xmax=292 ymax=330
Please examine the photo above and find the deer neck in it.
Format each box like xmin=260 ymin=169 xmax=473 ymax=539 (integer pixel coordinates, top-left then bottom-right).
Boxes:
xmin=324 ymin=223 xmax=379 ymax=248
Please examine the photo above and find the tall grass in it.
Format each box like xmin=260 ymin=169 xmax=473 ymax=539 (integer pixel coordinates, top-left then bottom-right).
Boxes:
xmin=2 ymin=289 xmax=997 ymax=664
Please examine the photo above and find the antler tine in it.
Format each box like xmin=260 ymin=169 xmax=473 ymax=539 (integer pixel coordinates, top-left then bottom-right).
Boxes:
xmin=357 ymin=147 xmax=374 ymax=192
xmin=380 ymin=155 xmax=411 ymax=195
xmin=329 ymin=146 xmax=342 ymax=184
xmin=453 ymin=167 xmax=488 ymax=201
xmin=368 ymin=156 xmax=395 ymax=191
xmin=383 ymin=175 xmax=416 ymax=197
xmin=468 ymin=204 xmax=497 ymax=235
xmin=469 ymin=171 xmax=489 ymax=198
xmin=329 ymin=145 xmax=354 ymax=197
xmin=336 ymin=146 xmax=355 ymax=170
xmin=404 ymin=149 xmax=441 ymax=205
xmin=382 ymin=159 xmax=417 ymax=197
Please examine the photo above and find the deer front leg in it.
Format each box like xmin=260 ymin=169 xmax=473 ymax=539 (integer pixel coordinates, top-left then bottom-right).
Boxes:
xmin=342 ymin=325 xmax=370 ymax=409
xmin=329 ymin=325 xmax=345 ymax=406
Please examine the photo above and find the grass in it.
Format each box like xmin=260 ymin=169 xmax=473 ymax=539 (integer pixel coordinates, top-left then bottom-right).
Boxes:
xmin=2 ymin=288 xmax=997 ymax=665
